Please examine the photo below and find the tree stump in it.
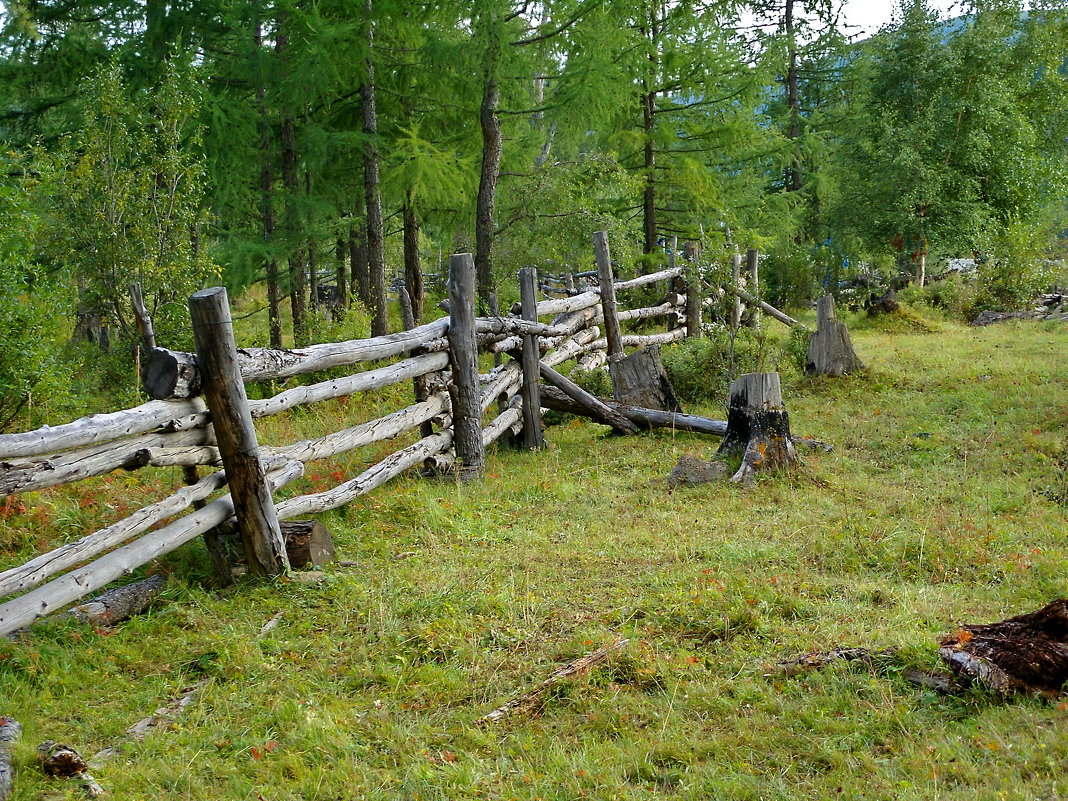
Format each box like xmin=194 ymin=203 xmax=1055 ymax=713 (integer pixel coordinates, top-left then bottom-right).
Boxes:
xmin=283 ymin=520 xmax=336 ymax=569
xmin=805 ymin=296 xmax=863 ymax=377
xmin=611 ymin=345 xmax=682 ymax=412
xmin=938 ymin=600 xmax=1068 ymax=698
xmin=717 ymin=372 xmax=797 ymax=485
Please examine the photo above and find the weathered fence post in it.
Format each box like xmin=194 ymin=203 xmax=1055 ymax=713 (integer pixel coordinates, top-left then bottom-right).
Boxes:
xmin=730 ymin=252 xmax=744 ymax=329
xmin=745 ymin=247 xmax=760 ymax=330
xmin=593 ymin=231 xmax=624 ymax=363
xmin=683 ymin=242 xmax=702 ymax=339
xmin=518 ymin=268 xmax=545 ymax=449
xmin=667 ymin=236 xmax=679 ymax=331
xmin=189 ymin=287 xmax=289 ymax=576
xmin=447 ymin=253 xmax=485 ymax=479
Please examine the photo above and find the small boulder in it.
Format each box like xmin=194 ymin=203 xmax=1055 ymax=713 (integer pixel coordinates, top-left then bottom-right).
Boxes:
xmin=667 ymin=455 xmax=728 ymax=488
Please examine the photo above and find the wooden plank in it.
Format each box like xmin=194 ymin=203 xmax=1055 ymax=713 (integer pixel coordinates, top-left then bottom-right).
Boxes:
xmin=446 ymin=253 xmax=485 ymax=479
xmin=0 ymin=461 xmax=303 ymax=637
xmin=190 ymin=287 xmax=288 ymax=576
xmin=518 ymin=268 xmax=545 ymax=449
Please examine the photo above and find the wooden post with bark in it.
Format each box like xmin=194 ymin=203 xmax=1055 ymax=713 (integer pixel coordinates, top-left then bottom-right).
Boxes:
xmin=745 ymin=248 xmax=760 ymax=329
xmin=806 ymin=295 xmax=863 ymax=377
xmin=730 ymin=253 xmax=744 ymax=329
xmin=518 ymin=268 xmax=544 ymax=449
xmin=189 ymin=287 xmax=289 ymax=576
xmin=594 ymin=231 xmax=624 ymax=364
xmin=447 ymin=254 xmax=485 ymax=479
xmin=718 ymin=372 xmax=797 ymax=485
xmin=683 ymin=242 xmax=702 ymax=338
xmin=0 ymin=716 xmax=18 ymax=801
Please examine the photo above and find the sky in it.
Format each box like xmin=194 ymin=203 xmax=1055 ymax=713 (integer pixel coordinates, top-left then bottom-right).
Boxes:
xmin=838 ymin=0 xmax=968 ymax=37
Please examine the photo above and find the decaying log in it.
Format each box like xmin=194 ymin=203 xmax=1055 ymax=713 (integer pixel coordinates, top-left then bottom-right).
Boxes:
xmin=283 ymin=520 xmax=335 ymax=569
xmin=612 ymin=266 xmax=681 ymax=292
xmin=903 ymin=669 xmax=962 ymax=694
xmin=806 ymin=296 xmax=863 ymax=377
xmin=476 ymin=638 xmax=629 ymax=725
xmin=37 ymin=742 xmax=104 ymax=798
xmin=937 ymin=600 xmax=1068 ymax=697
xmin=0 ymin=717 xmax=19 ymax=801
xmin=610 ymin=345 xmax=682 ymax=412
xmin=66 ymin=573 xmax=167 ymax=628
xmin=778 ymin=647 xmax=896 ymax=677
xmin=539 ymin=386 xmax=727 ymax=437
xmin=538 ymin=364 xmax=639 ymax=435
xmin=144 ymin=318 xmax=451 ymax=399
xmin=89 ymin=679 xmax=208 ymax=768
xmin=717 ymin=372 xmax=797 ymax=485
xmin=0 ymin=460 xmax=304 ymax=638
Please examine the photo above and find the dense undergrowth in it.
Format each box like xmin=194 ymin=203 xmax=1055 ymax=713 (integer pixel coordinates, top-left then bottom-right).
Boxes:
xmin=1 ymin=307 xmax=1067 ymax=800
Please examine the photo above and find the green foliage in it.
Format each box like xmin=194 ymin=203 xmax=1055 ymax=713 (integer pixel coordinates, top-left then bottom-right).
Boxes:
xmin=973 ymin=218 xmax=1057 ymax=312
xmin=0 ymin=154 xmax=72 ymax=429
xmin=39 ymin=60 xmax=217 ymax=351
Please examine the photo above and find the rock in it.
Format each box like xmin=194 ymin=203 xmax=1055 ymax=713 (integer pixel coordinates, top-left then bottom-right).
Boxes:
xmin=667 ymin=455 xmax=728 ymax=488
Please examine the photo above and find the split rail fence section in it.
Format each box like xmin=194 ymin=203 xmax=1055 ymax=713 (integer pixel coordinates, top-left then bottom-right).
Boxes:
xmin=0 ymin=236 xmax=701 ymax=638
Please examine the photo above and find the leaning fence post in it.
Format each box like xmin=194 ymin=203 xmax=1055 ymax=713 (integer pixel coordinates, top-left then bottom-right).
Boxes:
xmin=518 ymin=268 xmax=545 ymax=449
xmin=189 ymin=287 xmax=289 ymax=576
xmin=683 ymin=241 xmax=702 ymax=339
xmin=730 ymin=252 xmax=743 ymax=329
xmin=593 ymin=231 xmax=624 ymax=363
xmin=447 ymin=253 xmax=486 ymax=480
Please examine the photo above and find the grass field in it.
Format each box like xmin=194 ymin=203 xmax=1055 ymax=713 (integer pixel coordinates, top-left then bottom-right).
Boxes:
xmin=2 ymin=308 xmax=1067 ymax=800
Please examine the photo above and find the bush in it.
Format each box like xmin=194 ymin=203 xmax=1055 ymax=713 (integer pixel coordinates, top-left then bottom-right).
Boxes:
xmin=972 ymin=219 xmax=1056 ymax=313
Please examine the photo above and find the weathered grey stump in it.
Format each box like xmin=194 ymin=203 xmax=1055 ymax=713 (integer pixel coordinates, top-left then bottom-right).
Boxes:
xmin=806 ymin=295 xmax=863 ymax=377
xmin=611 ymin=345 xmax=682 ymax=412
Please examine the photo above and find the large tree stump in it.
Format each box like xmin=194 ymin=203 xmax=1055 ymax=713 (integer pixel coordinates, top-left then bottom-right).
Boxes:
xmin=611 ymin=345 xmax=682 ymax=413
xmin=717 ymin=372 xmax=797 ymax=485
xmin=938 ymin=600 xmax=1068 ymax=697
xmin=805 ymin=296 xmax=863 ymax=377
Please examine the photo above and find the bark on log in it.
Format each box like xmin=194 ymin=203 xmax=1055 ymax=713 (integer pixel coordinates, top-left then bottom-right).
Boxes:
xmin=610 ymin=345 xmax=682 ymax=412
xmin=585 ymin=328 xmax=686 ymax=353
xmin=66 ymin=573 xmax=167 ymax=628
xmin=0 ymin=471 xmax=228 ymax=598
xmin=0 ymin=717 xmax=18 ymax=801
xmin=539 ymin=386 xmax=727 ymax=436
xmin=144 ymin=318 xmax=450 ymax=399
xmin=283 ymin=520 xmax=335 ymax=569
xmin=717 ymin=372 xmax=797 ymax=485
xmin=0 ymin=398 xmax=206 ymax=461
xmin=538 ymin=364 xmax=639 ymax=435
xmin=611 ymin=266 xmax=682 ymax=292
xmin=937 ymin=600 xmax=1068 ymax=697
xmin=476 ymin=639 xmax=629 ymax=725
xmin=0 ymin=426 xmax=214 ymax=499
xmin=0 ymin=461 xmax=303 ymax=638
xmin=806 ymin=296 xmax=863 ymax=377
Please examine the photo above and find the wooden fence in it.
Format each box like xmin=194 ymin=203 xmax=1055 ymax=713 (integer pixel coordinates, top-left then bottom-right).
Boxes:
xmin=0 ymin=235 xmax=702 ymax=638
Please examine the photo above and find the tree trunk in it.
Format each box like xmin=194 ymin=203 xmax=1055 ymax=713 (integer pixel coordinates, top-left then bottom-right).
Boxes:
xmin=335 ymin=234 xmax=349 ymax=313
xmin=307 ymin=168 xmax=318 ymax=314
xmin=349 ymin=222 xmax=369 ymax=307
xmin=784 ymin=0 xmax=803 ymax=193
xmin=255 ymin=19 xmax=282 ymax=349
xmin=640 ymin=3 xmax=659 ymax=262
xmin=718 ymin=372 xmax=797 ymax=485
xmin=278 ymin=87 xmax=307 ymax=344
xmin=475 ymin=13 xmax=503 ymax=312
xmin=362 ymin=0 xmax=388 ymax=337
xmin=403 ymin=189 xmax=424 ymax=322
xmin=916 ymin=250 xmax=927 ymax=287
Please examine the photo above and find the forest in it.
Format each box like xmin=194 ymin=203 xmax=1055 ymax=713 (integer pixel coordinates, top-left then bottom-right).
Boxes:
xmin=0 ymin=0 xmax=1065 ymax=423
xmin=1 ymin=1 xmax=1068 ymax=799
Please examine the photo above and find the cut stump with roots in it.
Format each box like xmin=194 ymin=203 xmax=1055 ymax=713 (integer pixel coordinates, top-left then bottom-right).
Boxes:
xmin=717 ymin=372 xmax=797 ymax=485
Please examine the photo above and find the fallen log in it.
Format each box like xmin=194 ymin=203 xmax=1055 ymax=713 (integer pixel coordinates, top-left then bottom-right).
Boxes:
xmin=938 ymin=600 xmax=1068 ymax=698
xmin=476 ymin=639 xmax=629 ymax=725
xmin=538 ymin=364 xmax=639 ymax=435
xmin=144 ymin=317 xmax=451 ymax=399
xmin=539 ymin=386 xmax=727 ymax=436
xmin=0 ymin=717 xmax=19 ymax=801
xmin=717 ymin=372 xmax=797 ymax=485
xmin=66 ymin=573 xmax=167 ymax=628
xmin=585 ymin=328 xmax=686 ymax=353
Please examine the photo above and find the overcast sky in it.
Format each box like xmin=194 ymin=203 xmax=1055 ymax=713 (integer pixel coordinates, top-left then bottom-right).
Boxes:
xmin=838 ymin=0 xmax=969 ymax=37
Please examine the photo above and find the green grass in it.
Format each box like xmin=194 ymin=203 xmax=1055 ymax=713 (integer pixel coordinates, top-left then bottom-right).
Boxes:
xmin=2 ymin=310 xmax=1068 ymax=800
